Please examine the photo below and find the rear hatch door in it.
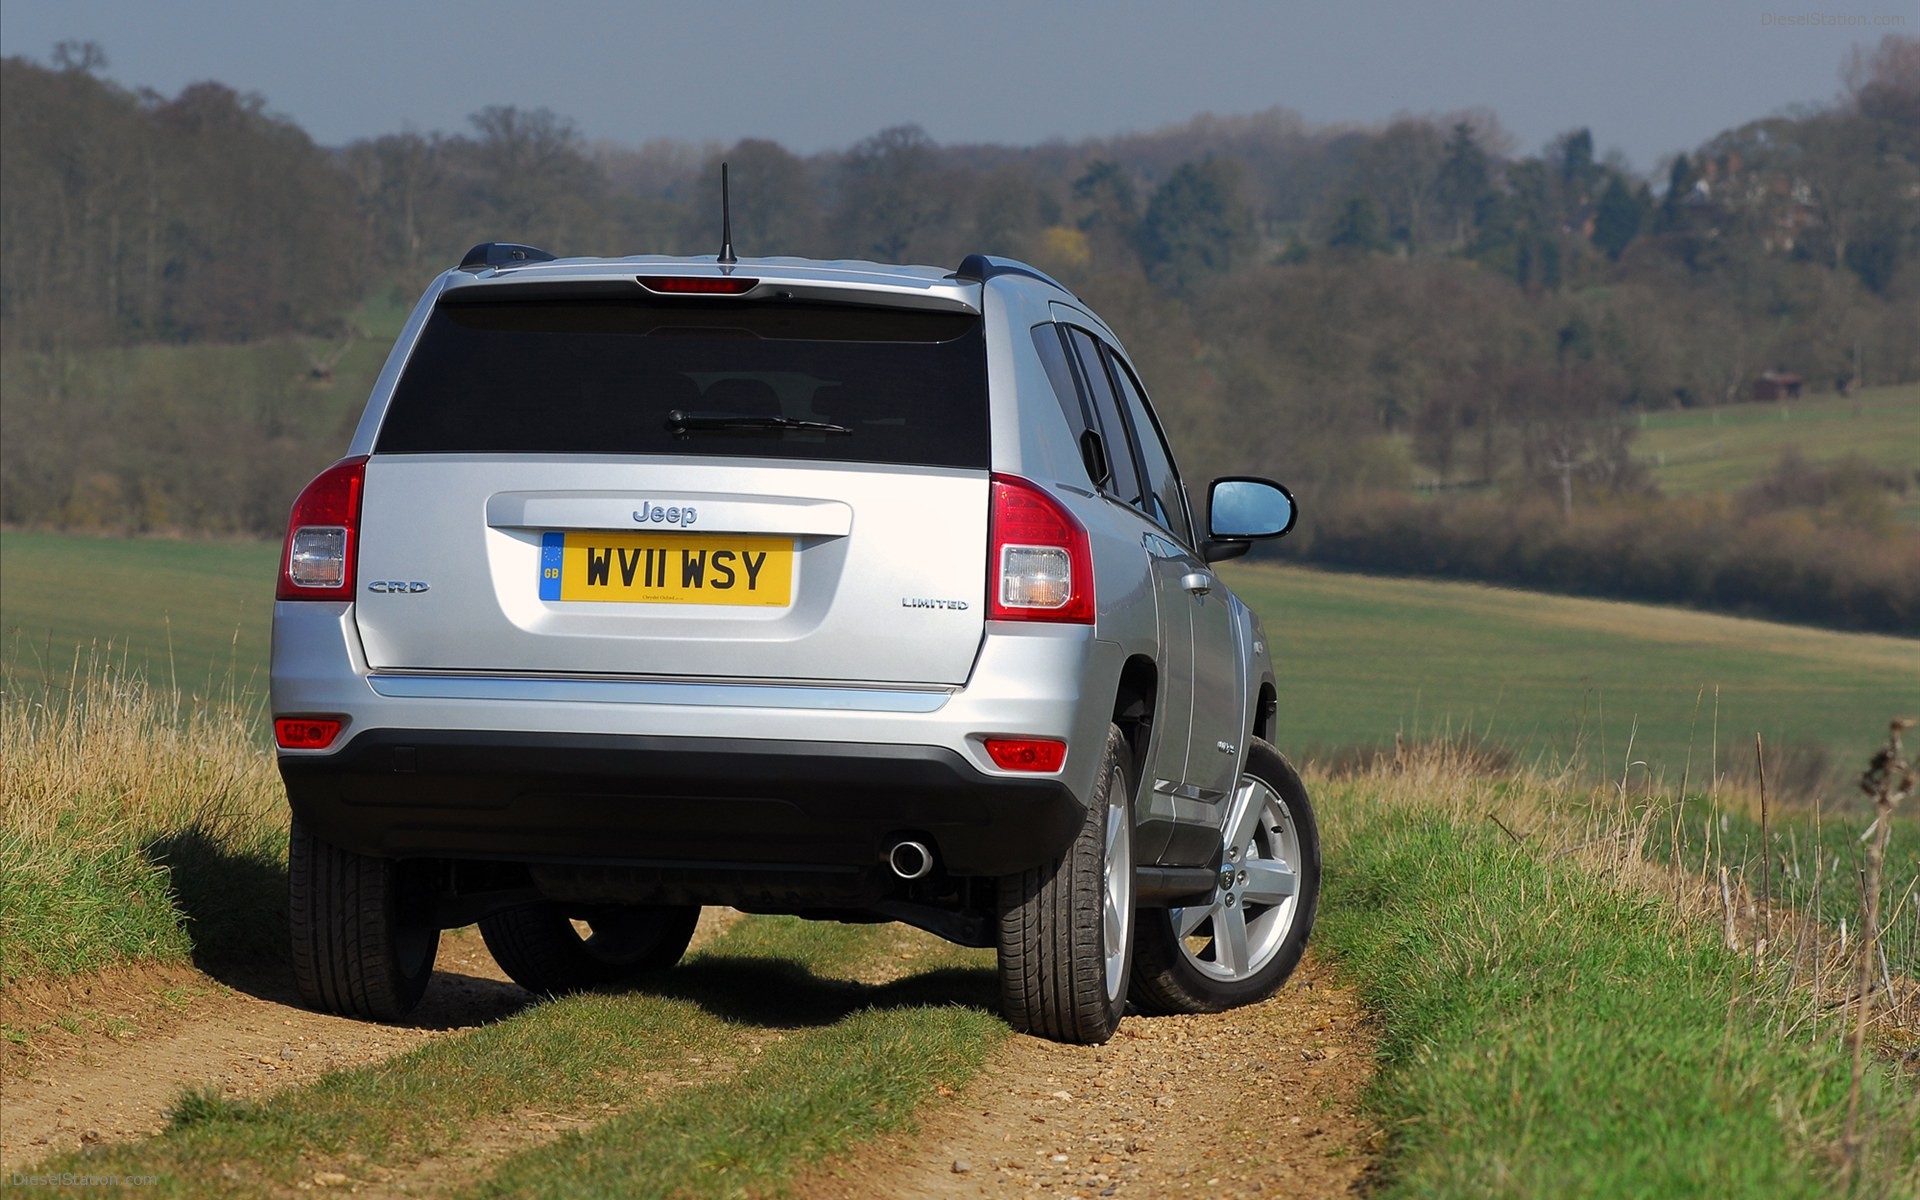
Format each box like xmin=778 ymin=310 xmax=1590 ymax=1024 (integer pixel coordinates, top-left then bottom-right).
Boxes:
xmin=351 ymin=285 xmax=990 ymax=685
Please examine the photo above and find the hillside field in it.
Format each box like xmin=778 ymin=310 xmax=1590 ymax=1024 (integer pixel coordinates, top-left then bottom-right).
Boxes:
xmin=3 ymin=531 xmax=1913 ymax=787
xmin=1634 ymin=382 xmax=1920 ymax=521
xmin=0 ymin=532 xmax=279 ymax=696
xmin=1227 ymin=562 xmax=1918 ymax=788
xmin=1397 ymin=382 xmax=1920 ymax=524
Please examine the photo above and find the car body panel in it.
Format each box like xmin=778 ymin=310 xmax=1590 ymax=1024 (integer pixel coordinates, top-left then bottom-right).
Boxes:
xmin=274 ymin=250 xmax=1284 ymax=923
xmin=352 ymin=456 xmax=990 ymax=684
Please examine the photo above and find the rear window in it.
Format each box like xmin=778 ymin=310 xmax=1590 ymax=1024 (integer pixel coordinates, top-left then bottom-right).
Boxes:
xmin=375 ymin=297 xmax=989 ymax=468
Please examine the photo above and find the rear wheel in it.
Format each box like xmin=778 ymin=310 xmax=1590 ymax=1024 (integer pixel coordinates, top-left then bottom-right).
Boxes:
xmin=289 ymin=819 xmax=440 ymax=1021
xmin=1131 ymin=739 xmax=1319 ymax=1015
xmin=479 ymin=902 xmax=699 ymax=996
xmin=996 ymin=723 xmax=1135 ymax=1045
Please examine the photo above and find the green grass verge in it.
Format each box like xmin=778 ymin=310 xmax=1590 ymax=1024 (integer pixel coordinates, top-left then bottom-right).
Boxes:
xmin=1635 ymin=383 xmax=1920 ymax=503
xmin=0 ymin=820 xmax=194 ymax=978
xmin=1315 ymin=778 xmax=1920 ymax=1198
xmin=1 ymin=659 xmax=287 ymax=983
xmin=20 ymin=916 xmax=1001 ymax=1198
xmin=0 ymin=534 xmax=288 ymax=984
xmin=1225 ymin=562 xmax=1920 ymax=788
xmin=462 ymin=1000 xmax=1000 ymax=1199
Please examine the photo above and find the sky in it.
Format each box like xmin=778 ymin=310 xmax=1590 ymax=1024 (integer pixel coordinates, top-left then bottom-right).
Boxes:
xmin=0 ymin=0 xmax=1907 ymax=176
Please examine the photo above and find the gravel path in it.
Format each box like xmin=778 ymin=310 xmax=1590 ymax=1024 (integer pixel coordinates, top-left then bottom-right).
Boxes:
xmin=801 ymin=951 xmax=1380 ymax=1199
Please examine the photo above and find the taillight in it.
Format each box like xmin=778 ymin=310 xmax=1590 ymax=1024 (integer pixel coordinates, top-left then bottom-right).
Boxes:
xmin=984 ymin=737 xmax=1068 ymax=772
xmin=636 ymin=276 xmax=759 ymax=295
xmin=275 ymin=717 xmax=343 ymax=750
xmin=277 ymin=457 xmax=367 ymax=601
xmin=988 ymin=474 xmax=1094 ymax=623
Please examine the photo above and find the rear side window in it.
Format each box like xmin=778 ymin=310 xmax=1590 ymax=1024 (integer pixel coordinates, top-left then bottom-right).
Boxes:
xmin=376 ymin=297 xmax=989 ymax=468
xmin=1065 ymin=327 xmax=1144 ymax=509
xmin=1031 ymin=324 xmax=1091 ymax=438
xmin=1108 ymin=356 xmax=1194 ymax=545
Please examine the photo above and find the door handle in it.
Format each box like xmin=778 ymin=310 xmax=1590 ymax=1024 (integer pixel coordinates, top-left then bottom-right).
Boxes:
xmin=1180 ymin=571 xmax=1212 ymax=595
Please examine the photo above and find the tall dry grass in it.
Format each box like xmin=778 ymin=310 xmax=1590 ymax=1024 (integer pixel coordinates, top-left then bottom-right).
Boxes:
xmin=0 ymin=650 xmax=287 ymax=982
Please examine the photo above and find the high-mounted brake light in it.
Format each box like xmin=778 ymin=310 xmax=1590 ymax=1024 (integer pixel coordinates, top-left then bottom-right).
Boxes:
xmin=984 ymin=737 xmax=1068 ymax=773
xmin=277 ymin=456 xmax=367 ymax=601
xmin=637 ymin=276 xmax=760 ymax=295
xmin=275 ymin=717 xmax=343 ymax=750
xmin=988 ymin=474 xmax=1095 ymax=623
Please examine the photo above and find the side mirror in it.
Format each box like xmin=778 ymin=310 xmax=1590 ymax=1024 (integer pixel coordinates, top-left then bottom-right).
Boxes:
xmin=1203 ymin=477 xmax=1296 ymax=562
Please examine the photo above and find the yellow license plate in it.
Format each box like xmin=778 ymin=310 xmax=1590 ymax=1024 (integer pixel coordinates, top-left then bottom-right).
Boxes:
xmin=539 ymin=532 xmax=793 ymax=606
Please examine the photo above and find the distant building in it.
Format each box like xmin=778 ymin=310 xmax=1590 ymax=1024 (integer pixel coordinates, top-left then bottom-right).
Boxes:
xmin=1752 ymin=370 xmax=1803 ymax=402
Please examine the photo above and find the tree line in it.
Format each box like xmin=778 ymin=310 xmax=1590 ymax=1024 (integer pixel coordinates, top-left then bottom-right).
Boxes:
xmin=1 ymin=37 xmax=1915 ymax=628
xmin=1272 ymin=459 xmax=1919 ymax=633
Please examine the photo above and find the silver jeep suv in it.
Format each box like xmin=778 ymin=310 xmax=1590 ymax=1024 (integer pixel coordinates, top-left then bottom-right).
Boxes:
xmin=271 ymin=243 xmax=1316 ymax=1044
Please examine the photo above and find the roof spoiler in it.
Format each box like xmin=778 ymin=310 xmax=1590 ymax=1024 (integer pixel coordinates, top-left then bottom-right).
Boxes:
xmin=459 ymin=242 xmax=558 ymax=271
xmin=950 ymin=254 xmax=1071 ymax=293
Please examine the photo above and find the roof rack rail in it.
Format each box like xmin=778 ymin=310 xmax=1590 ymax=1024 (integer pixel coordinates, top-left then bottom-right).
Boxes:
xmin=459 ymin=242 xmax=558 ymax=271
xmin=950 ymin=254 xmax=1070 ymax=293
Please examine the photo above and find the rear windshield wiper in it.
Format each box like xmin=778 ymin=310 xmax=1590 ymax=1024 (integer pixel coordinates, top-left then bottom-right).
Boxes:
xmin=665 ymin=409 xmax=852 ymax=436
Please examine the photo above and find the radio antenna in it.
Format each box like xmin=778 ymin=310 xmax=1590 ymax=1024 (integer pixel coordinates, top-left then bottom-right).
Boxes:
xmin=717 ymin=161 xmax=737 ymax=268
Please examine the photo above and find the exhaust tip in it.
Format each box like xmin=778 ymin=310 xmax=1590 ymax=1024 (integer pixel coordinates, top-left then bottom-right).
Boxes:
xmin=888 ymin=840 xmax=934 ymax=880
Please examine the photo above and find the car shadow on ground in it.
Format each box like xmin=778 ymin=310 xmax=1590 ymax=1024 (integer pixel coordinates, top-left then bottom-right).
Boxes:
xmin=410 ymin=965 xmax=539 ymax=1029
xmin=186 ymin=952 xmax=537 ymax=1032
xmin=144 ymin=826 xmax=535 ymax=1030
xmin=624 ymin=955 xmax=1001 ymax=1030
xmin=143 ymin=825 xmax=288 ymax=968
xmin=146 ymin=827 xmax=994 ymax=1034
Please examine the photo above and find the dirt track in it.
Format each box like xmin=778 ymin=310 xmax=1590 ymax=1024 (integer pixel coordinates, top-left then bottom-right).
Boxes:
xmin=1 ymin=926 xmax=533 ymax=1168
xmin=807 ymin=950 xmax=1378 ymax=1199
xmin=1 ymin=920 xmax=1378 ymax=1196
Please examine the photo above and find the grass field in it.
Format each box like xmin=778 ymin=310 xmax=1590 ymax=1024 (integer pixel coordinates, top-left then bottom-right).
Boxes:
xmin=1225 ymin=562 xmax=1920 ymax=796
xmin=4 ymin=532 xmax=1914 ymax=794
xmin=1634 ymin=383 xmax=1920 ymax=521
xmin=0 ymin=532 xmax=280 ymax=698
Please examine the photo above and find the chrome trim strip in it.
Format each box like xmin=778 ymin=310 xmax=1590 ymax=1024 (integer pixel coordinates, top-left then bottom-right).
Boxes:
xmin=368 ymin=674 xmax=951 ymax=712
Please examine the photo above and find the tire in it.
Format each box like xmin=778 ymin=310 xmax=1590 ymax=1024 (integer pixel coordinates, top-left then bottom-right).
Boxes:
xmin=996 ymin=723 xmax=1135 ymax=1045
xmin=479 ymin=902 xmax=699 ymax=996
xmin=288 ymin=818 xmax=440 ymax=1021
xmin=1131 ymin=738 xmax=1320 ymax=1015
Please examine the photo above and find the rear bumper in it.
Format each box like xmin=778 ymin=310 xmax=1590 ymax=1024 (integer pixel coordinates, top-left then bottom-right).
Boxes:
xmin=280 ymin=729 xmax=1084 ymax=878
